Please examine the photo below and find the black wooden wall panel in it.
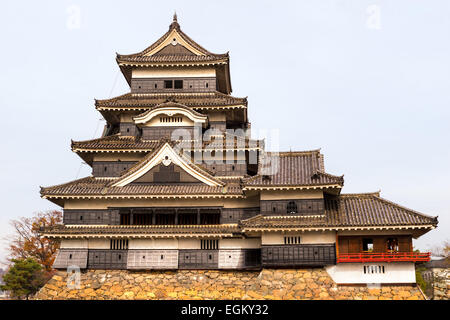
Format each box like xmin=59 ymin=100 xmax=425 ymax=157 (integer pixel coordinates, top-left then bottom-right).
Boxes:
xmin=142 ymin=126 xmax=198 ymax=140
xmin=131 ymin=77 xmax=216 ymax=93
xmin=63 ymin=209 xmax=120 ymax=225
xmin=261 ymin=199 xmax=325 ymax=215
xmin=261 ymin=244 xmax=336 ymax=267
xmin=119 ymin=122 xmax=139 ymax=136
xmin=178 ymin=250 xmax=219 ymax=269
xmin=92 ymin=161 xmax=137 ymax=177
xmin=203 ymin=163 xmax=247 ymax=176
xmin=244 ymin=249 xmax=261 ymax=268
xmin=221 ymin=208 xmax=260 ymax=223
xmin=87 ymin=250 xmax=128 ymax=269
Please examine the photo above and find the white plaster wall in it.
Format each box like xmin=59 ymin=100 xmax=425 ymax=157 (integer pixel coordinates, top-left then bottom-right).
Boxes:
xmin=218 ymin=250 xmax=244 ymax=269
xmin=219 ymin=238 xmax=261 ymax=249
xmin=127 ymin=250 xmax=178 ymax=269
xmin=260 ymin=190 xmax=323 ymax=200
xmin=132 ymin=67 xmax=216 ymax=78
xmin=60 ymin=239 xmax=88 ymax=249
xmin=178 ymin=239 xmax=201 ymax=249
xmin=129 ymin=238 xmax=179 ymax=249
xmin=88 ymin=239 xmax=110 ymax=249
xmin=261 ymin=232 xmax=335 ymax=245
xmin=326 ymin=262 xmax=416 ymax=284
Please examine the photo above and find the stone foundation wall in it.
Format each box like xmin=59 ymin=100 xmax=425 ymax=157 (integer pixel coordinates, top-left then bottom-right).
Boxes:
xmin=35 ymin=269 xmax=424 ymax=300
xmin=432 ymin=268 xmax=450 ymax=300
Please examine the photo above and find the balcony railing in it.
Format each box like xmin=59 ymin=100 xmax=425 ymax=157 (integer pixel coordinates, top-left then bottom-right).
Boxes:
xmin=337 ymin=252 xmax=431 ymax=263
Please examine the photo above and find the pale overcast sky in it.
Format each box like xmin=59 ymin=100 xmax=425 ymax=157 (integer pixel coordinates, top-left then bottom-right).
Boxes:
xmin=0 ymin=0 xmax=449 ymax=263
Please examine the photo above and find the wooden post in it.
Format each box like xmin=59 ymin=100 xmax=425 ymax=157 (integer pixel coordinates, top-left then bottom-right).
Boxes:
xmin=336 ymin=233 xmax=339 ymax=262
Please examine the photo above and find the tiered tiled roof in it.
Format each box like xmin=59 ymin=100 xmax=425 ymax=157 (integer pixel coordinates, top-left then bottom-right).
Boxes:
xmin=41 ymin=224 xmax=241 ymax=238
xmin=43 ymin=140 xmax=245 ymax=202
xmin=116 ymin=14 xmax=232 ymax=92
xmin=71 ymin=134 xmax=160 ymax=152
xmin=72 ymin=132 xmax=263 ymax=153
xmin=116 ymin=14 xmax=228 ymax=67
xmin=40 ymin=176 xmax=243 ymax=200
xmin=95 ymin=92 xmax=247 ymax=111
xmin=41 ymin=192 xmax=437 ymax=236
xmin=240 ymin=192 xmax=438 ymax=231
xmin=244 ymin=151 xmax=344 ymax=189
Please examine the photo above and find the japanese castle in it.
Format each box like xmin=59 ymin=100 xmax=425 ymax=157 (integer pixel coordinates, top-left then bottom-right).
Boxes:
xmin=40 ymin=15 xmax=437 ymax=284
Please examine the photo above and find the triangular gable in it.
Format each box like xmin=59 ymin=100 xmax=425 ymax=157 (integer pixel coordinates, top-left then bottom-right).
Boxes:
xmin=145 ymin=28 xmax=205 ymax=56
xmin=133 ymin=163 xmax=202 ymax=184
xmin=112 ymin=142 xmax=223 ymax=187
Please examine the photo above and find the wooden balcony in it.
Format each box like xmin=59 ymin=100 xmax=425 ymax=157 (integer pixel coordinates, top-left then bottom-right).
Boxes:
xmin=337 ymin=252 xmax=431 ymax=263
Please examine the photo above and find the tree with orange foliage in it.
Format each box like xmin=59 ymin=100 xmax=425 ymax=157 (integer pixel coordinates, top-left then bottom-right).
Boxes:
xmin=6 ymin=210 xmax=62 ymax=271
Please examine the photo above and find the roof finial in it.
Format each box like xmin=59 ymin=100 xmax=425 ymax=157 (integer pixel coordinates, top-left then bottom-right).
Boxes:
xmin=170 ymin=11 xmax=180 ymax=29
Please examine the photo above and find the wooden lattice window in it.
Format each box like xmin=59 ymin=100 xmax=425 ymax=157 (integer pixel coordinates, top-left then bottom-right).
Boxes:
xmin=155 ymin=213 xmax=175 ymax=225
xmin=286 ymin=201 xmax=298 ymax=214
xmin=284 ymin=236 xmax=301 ymax=245
xmin=133 ymin=213 xmax=152 ymax=225
xmin=363 ymin=265 xmax=385 ymax=274
xmin=201 ymin=239 xmax=218 ymax=250
xmin=120 ymin=213 xmax=130 ymax=225
xmin=110 ymin=239 xmax=128 ymax=250
xmin=178 ymin=213 xmax=197 ymax=225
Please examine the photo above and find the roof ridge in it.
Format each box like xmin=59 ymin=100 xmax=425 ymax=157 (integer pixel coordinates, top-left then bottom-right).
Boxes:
xmin=95 ymin=91 xmax=248 ymax=109
xmin=340 ymin=191 xmax=382 ymax=197
xmin=267 ymin=149 xmax=321 ymax=157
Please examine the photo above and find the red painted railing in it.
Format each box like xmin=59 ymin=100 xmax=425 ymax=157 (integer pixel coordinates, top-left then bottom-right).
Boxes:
xmin=337 ymin=252 xmax=431 ymax=263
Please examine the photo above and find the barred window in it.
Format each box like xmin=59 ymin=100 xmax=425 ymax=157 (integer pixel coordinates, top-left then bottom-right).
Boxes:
xmin=363 ymin=265 xmax=385 ymax=274
xmin=286 ymin=201 xmax=298 ymax=214
xmin=160 ymin=116 xmax=182 ymax=123
xmin=201 ymin=239 xmax=218 ymax=250
xmin=110 ymin=239 xmax=129 ymax=250
xmin=284 ymin=236 xmax=301 ymax=245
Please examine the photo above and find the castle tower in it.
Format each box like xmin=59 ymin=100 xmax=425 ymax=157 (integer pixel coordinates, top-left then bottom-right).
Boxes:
xmin=40 ymin=15 xmax=437 ymax=284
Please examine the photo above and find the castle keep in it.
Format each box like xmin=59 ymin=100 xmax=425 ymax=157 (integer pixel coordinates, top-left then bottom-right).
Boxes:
xmin=40 ymin=15 xmax=437 ymax=286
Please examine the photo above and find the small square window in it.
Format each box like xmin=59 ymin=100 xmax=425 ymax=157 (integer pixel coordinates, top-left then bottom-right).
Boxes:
xmin=174 ymin=80 xmax=183 ymax=89
xmin=363 ymin=238 xmax=374 ymax=252
xmin=164 ymin=80 xmax=173 ymax=89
